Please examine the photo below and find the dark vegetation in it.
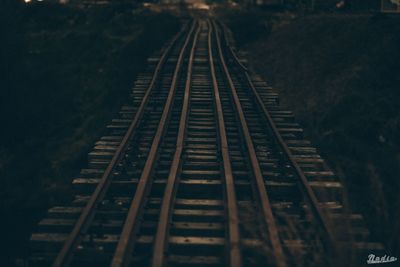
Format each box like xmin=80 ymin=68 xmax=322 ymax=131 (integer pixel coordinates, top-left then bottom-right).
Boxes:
xmin=226 ymin=10 xmax=400 ymax=257
xmin=0 ymin=1 xmax=179 ymax=264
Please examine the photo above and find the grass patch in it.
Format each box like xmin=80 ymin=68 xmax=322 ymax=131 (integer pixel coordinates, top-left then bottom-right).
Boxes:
xmin=0 ymin=2 xmax=179 ymax=263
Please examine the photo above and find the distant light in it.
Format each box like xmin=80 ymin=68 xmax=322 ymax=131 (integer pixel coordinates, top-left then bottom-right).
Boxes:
xmin=191 ymin=3 xmax=210 ymax=10
xmin=37 ymin=0 xmax=44 ymax=2
xmin=24 ymin=0 xmax=31 ymax=3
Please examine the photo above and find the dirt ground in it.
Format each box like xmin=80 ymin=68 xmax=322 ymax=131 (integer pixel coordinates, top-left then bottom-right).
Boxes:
xmin=0 ymin=2 xmax=179 ymax=264
xmin=225 ymin=10 xmax=400 ymax=256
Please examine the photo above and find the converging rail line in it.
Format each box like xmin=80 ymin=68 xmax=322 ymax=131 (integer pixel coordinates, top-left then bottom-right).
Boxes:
xmin=30 ymin=19 xmax=384 ymax=267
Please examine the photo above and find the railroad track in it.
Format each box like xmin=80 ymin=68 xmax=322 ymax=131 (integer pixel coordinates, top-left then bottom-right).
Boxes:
xmin=30 ymin=19 xmax=384 ymax=267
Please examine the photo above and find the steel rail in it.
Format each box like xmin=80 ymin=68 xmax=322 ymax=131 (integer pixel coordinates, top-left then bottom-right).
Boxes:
xmin=218 ymin=21 xmax=338 ymax=253
xmin=207 ymin=19 xmax=242 ymax=267
xmin=151 ymin=24 xmax=201 ymax=267
xmin=217 ymin=21 xmax=248 ymax=72
xmin=211 ymin=20 xmax=287 ymax=267
xmin=51 ymin=22 xmax=191 ymax=267
xmin=111 ymin=21 xmax=198 ymax=267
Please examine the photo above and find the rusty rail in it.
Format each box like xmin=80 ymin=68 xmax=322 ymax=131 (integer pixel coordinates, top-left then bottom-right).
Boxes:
xmin=207 ymin=19 xmax=242 ymax=267
xmin=51 ymin=22 xmax=192 ymax=267
xmin=151 ymin=23 xmax=201 ymax=267
xmin=110 ymin=21 xmax=198 ymax=267
xmin=217 ymin=20 xmax=338 ymax=254
xmin=211 ymin=20 xmax=288 ymax=267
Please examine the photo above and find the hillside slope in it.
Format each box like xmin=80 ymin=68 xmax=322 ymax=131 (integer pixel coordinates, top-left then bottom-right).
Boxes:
xmin=0 ymin=2 xmax=179 ymax=264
